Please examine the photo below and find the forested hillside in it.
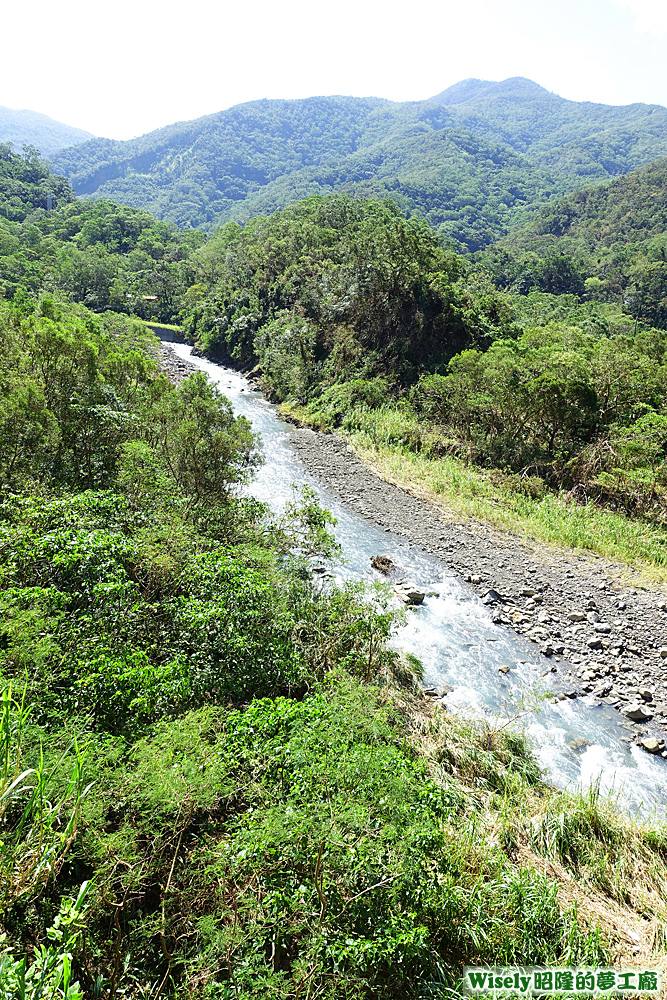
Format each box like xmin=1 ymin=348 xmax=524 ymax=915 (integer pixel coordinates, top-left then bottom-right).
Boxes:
xmin=7 ymin=141 xmax=667 ymax=522
xmin=480 ymin=157 xmax=667 ymax=327
xmin=0 ymin=105 xmax=93 ymax=156
xmin=430 ymin=77 xmax=667 ymax=178
xmin=176 ymin=185 xmax=667 ymax=529
xmin=0 ymin=144 xmax=203 ymax=318
xmin=1 ymin=156 xmax=646 ymax=999
xmin=50 ymin=80 xmax=667 ymax=250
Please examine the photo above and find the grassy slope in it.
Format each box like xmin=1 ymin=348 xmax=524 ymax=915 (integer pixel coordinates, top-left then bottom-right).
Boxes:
xmin=18 ymin=673 xmax=667 ymax=992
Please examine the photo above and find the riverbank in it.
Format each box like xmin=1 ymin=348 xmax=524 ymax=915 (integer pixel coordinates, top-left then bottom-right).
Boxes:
xmin=154 ymin=339 xmax=667 ymax=977
xmin=159 ymin=342 xmax=667 ymax=748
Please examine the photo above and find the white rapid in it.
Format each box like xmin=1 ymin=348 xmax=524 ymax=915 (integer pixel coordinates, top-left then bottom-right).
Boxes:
xmin=171 ymin=342 xmax=667 ymax=816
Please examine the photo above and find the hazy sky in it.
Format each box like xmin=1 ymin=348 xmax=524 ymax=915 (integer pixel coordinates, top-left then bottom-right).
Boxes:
xmin=2 ymin=0 xmax=667 ymax=140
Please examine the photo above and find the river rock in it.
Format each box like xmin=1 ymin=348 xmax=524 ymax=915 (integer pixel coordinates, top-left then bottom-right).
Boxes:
xmin=284 ymin=407 xmax=667 ymax=745
xmin=482 ymin=589 xmax=503 ymax=605
xmin=371 ymin=555 xmax=395 ymax=575
xmin=587 ymin=638 xmax=604 ymax=650
xmin=640 ymin=737 xmax=662 ymax=754
xmin=498 ymin=663 xmax=510 ymax=674
xmin=393 ymin=582 xmax=425 ymax=605
xmin=622 ymin=703 xmax=654 ymax=722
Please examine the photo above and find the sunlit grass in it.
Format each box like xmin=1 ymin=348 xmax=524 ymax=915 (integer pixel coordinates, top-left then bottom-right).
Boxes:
xmin=283 ymin=402 xmax=667 ymax=582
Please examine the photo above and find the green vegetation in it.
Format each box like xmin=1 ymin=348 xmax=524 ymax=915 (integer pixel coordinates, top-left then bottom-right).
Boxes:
xmin=50 ymin=79 xmax=667 ymax=251
xmin=1 ymin=288 xmax=645 ymax=996
xmin=479 ymin=158 xmax=667 ymax=326
xmin=6 ymin=139 xmax=667 ymax=564
xmin=8 ymin=115 xmax=667 ymax=994
xmin=431 ymin=77 xmax=667 ymax=179
xmin=0 ymin=142 xmax=74 ymax=221
xmin=0 ymin=144 xmax=203 ymax=319
xmin=307 ymin=413 xmax=667 ymax=577
xmin=181 ymin=194 xmax=515 ymax=374
xmin=175 ymin=192 xmax=667 ymax=568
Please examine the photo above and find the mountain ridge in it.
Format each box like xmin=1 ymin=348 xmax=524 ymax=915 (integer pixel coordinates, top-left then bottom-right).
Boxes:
xmin=0 ymin=105 xmax=94 ymax=156
xmin=49 ymin=80 xmax=667 ymax=250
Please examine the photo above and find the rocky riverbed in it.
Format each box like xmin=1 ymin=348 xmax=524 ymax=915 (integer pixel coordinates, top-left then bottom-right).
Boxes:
xmin=159 ymin=342 xmax=667 ymax=754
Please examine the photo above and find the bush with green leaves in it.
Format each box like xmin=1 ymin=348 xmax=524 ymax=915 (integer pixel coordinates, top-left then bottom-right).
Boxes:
xmin=33 ymin=681 xmax=601 ymax=998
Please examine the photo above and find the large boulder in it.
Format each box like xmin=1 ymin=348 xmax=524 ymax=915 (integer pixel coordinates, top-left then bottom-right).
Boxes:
xmin=371 ymin=555 xmax=395 ymax=575
xmin=482 ymin=589 xmax=503 ymax=605
xmin=622 ymin=703 xmax=653 ymax=722
xmin=393 ymin=581 xmax=425 ymax=605
xmin=640 ymin=737 xmax=663 ymax=754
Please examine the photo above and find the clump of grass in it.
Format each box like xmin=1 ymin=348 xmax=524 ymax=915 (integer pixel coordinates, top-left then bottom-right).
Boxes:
xmin=412 ymin=706 xmax=667 ymax=963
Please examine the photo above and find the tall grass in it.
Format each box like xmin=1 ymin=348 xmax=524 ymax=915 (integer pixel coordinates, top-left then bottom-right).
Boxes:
xmin=419 ymin=710 xmax=667 ymax=962
xmin=0 ymin=684 xmax=90 ymax=913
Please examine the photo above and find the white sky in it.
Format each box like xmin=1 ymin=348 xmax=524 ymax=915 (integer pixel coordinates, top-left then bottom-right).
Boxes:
xmin=1 ymin=0 xmax=666 ymax=140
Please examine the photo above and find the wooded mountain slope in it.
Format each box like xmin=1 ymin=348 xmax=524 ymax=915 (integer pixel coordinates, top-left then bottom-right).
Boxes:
xmin=480 ymin=157 xmax=667 ymax=325
xmin=51 ymin=80 xmax=667 ymax=250
xmin=0 ymin=105 xmax=93 ymax=156
xmin=430 ymin=77 xmax=667 ymax=178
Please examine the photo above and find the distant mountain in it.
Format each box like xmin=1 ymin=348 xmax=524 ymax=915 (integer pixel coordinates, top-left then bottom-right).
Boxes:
xmin=0 ymin=106 xmax=94 ymax=157
xmin=51 ymin=81 xmax=667 ymax=251
xmin=428 ymin=77 xmax=667 ymax=179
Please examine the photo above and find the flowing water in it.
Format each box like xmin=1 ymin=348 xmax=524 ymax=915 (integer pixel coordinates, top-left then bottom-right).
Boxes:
xmin=171 ymin=343 xmax=667 ymax=815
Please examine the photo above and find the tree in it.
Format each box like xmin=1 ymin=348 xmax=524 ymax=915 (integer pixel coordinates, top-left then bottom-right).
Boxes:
xmin=146 ymin=372 xmax=262 ymax=503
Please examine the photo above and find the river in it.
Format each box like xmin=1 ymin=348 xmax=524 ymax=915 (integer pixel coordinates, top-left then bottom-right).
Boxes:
xmin=170 ymin=342 xmax=667 ymax=816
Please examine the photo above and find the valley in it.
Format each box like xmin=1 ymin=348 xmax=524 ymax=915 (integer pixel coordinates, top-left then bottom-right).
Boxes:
xmin=4 ymin=79 xmax=667 ymax=996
